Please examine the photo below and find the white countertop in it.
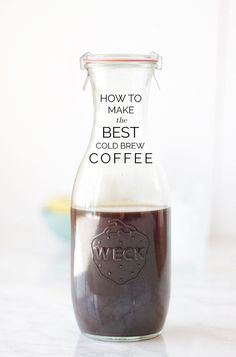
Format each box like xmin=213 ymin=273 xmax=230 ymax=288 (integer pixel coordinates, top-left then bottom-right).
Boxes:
xmin=0 ymin=221 xmax=235 ymax=357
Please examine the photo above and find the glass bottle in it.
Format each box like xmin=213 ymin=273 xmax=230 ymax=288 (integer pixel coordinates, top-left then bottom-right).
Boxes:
xmin=71 ymin=52 xmax=171 ymax=342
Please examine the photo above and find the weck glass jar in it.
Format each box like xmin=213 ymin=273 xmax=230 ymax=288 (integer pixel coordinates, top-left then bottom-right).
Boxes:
xmin=71 ymin=52 xmax=171 ymax=342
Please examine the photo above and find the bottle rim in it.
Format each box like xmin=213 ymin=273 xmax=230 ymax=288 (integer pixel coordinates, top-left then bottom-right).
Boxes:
xmin=80 ymin=52 xmax=162 ymax=70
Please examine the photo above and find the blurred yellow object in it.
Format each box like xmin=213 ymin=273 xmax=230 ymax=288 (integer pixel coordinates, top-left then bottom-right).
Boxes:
xmin=46 ymin=197 xmax=70 ymax=213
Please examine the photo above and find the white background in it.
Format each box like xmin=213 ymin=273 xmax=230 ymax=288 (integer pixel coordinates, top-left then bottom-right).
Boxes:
xmin=0 ymin=2 xmax=236 ymax=356
xmin=0 ymin=0 xmax=235 ymax=268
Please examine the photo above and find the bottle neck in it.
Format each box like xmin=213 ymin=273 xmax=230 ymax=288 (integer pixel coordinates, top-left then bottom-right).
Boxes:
xmin=83 ymin=64 xmax=156 ymax=167
xmin=88 ymin=65 xmax=154 ymax=136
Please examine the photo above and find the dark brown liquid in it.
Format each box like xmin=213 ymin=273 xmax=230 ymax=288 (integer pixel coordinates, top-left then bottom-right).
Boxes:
xmin=71 ymin=207 xmax=170 ymax=337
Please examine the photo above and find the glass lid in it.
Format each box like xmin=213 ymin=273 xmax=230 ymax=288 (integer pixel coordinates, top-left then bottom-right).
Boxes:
xmin=80 ymin=52 xmax=162 ymax=70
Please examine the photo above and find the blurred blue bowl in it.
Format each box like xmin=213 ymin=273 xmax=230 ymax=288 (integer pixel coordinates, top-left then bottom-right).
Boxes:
xmin=42 ymin=197 xmax=70 ymax=240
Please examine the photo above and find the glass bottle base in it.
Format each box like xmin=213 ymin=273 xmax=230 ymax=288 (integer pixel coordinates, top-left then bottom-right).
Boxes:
xmin=83 ymin=330 xmax=162 ymax=342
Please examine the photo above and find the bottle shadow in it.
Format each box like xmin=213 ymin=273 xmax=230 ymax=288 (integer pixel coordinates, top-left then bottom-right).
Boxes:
xmin=73 ymin=333 xmax=168 ymax=357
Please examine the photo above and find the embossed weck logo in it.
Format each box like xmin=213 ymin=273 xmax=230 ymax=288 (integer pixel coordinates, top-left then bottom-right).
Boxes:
xmin=91 ymin=219 xmax=149 ymax=285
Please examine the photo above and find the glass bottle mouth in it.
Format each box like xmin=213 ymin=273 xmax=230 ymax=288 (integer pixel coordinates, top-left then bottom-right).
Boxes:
xmin=80 ymin=52 xmax=162 ymax=70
